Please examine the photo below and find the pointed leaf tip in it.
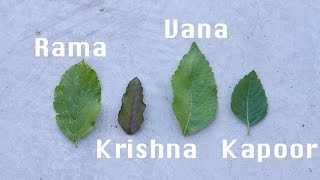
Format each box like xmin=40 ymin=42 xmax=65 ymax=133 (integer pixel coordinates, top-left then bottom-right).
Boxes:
xmin=191 ymin=42 xmax=199 ymax=50
xmin=132 ymin=77 xmax=140 ymax=82
xmin=249 ymin=70 xmax=257 ymax=76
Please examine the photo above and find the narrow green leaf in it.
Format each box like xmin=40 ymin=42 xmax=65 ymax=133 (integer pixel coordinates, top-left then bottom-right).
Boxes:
xmin=171 ymin=42 xmax=217 ymax=136
xmin=53 ymin=60 xmax=101 ymax=145
xmin=118 ymin=77 xmax=146 ymax=135
xmin=231 ymin=70 xmax=268 ymax=135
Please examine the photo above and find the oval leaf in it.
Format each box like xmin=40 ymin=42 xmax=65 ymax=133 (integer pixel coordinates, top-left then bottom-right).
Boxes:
xmin=118 ymin=77 xmax=146 ymax=135
xmin=171 ymin=42 xmax=217 ymax=136
xmin=231 ymin=70 xmax=268 ymax=135
xmin=53 ymin=60 xmax=101 ymax=144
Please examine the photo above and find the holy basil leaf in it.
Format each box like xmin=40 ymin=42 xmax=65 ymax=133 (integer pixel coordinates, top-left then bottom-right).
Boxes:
xmin=118 ymin=77 xmax=146 ymax=135
xmin=171 ymin=42 xmax=217 ymax=136
xmin=231 ymin=70 xmax=268 ymax=135
xmin=53 ymin=60 xmax=101 ymax=145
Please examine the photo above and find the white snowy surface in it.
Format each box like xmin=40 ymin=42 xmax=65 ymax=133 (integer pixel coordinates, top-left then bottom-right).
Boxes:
xmin=0 ymin=0 xmax=320 ymax=179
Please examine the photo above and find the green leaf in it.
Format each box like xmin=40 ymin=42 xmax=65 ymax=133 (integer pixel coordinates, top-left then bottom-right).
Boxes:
xmin=118 ymin=77 xmax=146 ymax=135
xmin=53 ymin=60 xmax=101 ymax=145
xmin=171 ymin=42 xmax=217 ymax=136
xmin=231 ymin=70 xmax=268 ymax=135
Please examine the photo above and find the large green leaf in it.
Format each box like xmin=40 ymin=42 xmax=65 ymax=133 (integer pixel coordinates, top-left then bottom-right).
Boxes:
xmin=118 ymin=77 xmax=146 ymax=135
xmin=171 ymin=42 xmax=217 ymax=136
xmin=53 ymin=60 xmax=101 ymax=145
xmin=231 ymin=70 xmax=268 ymax=135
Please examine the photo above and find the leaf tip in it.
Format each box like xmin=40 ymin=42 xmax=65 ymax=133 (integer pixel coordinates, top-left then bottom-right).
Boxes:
xmin=132 ymin=77 xmax=140 ymax=82
xmin=191 ymin=42 xmax=199 ymax=50
xmin=249 ymin=70 xmax=257 ymax=76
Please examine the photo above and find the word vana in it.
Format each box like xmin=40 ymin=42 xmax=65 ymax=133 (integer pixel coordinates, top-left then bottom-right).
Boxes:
xmin=223 ymin=139 xmax=319 ymax=162
xmin=97 ymin=139 xmax=196 ymax=159
xmin=35 ymin=38 xmax=106 ymax=57
xmin=165 ymin=19 xmax=227 ymax=39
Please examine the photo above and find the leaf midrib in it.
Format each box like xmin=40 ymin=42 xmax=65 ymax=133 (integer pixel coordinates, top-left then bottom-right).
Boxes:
xmin=129 ymin=83 xmax=139 ymax=134
xmin=72 ymin=68 xmax=89 ymax=143
xmin=74 ymin=71 xmax=82 ymax=143
xmin=184 ymin=57 xmax=195 ymax=135
xmin=246 ymin=77 xmax=253 ymax=134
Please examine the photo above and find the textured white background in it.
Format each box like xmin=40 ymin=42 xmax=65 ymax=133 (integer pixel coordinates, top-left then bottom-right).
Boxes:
xmin=0 ymin=0 xmax=320 ymax=179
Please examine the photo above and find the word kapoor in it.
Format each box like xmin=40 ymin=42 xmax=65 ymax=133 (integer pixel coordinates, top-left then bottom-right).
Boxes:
xmin=165 ymin=19 xmax=228 ymax=39
xmin=35 ymin=38 xmax=106 ymax=57
xmin=223 ymin=139 xmax=319 ymax=162
xmin=97 ymin=139 xmax=196 ymax=159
